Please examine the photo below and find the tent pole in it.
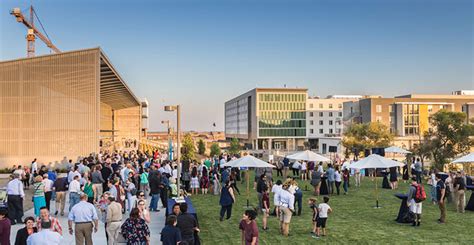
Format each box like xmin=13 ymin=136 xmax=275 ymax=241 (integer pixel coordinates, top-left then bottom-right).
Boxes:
xmin=375 ymin=168 xmax=379 ymax=208
xmin=246 ymin=169 xmax=250 ymax=208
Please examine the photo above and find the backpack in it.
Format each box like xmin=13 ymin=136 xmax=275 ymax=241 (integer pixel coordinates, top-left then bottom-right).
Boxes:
xmin=413 ymin=184 xmax=426 ymax=203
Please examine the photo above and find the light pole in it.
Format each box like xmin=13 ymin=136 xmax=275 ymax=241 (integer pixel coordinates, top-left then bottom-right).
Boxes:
xmin=161 ymin=120 xmax=172 ymax=160
xmin=164 ymin=105 xmax=181 ymax=196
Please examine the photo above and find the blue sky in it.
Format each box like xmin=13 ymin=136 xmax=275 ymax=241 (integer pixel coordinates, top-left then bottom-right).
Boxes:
xmin=1 ymin=0 xmax=472 ymax=131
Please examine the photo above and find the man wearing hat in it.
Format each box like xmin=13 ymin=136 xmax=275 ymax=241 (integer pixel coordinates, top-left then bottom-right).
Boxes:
xmin=6 ymin=172 xmax=24 ymax=225
xmin=68 ymin=192 xmax=99 ymax=245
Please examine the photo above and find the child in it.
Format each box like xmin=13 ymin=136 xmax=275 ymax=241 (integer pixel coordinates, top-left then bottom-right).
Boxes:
xmin=315 ymin=196 xmax=332 ymax=238
xmin=262 ymin=190 xmax=270 ymax=230
xmin=190 ymin=171 xmax=199 ymax=195
xmin=160 ymin=215 xmax=182 ymax=245
xmin=239 ymin=209 xmax=259 ymax=245
xmin=308 ymin=198 xmax=318 ymax=235
xmin=169 ymin=178 xmax=178 ymax=198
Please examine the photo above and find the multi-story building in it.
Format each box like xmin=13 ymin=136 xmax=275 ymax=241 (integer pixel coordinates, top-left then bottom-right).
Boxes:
xmin=225 ymin=88 xmax=307 ymax=151
xmin=344 ymin=92 xmax=474 ymax=149
xmin=0 ymin=48 xmax=144 ymax=168
xmin=306 ymin=95 xmax=363 ymax=154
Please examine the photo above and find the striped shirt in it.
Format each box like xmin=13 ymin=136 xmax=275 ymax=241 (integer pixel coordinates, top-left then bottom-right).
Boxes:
xmin=37 ymin=216 xmax=63 ymax=235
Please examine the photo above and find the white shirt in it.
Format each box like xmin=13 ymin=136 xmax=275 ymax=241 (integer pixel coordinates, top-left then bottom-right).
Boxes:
xmin=335 ymin=171 xmax=342 ymax=182
xmin=27 ymin=229 xmax=62 ymax=245
xmin=42 ymin=178 xmax=54 ymax=192
xmin=301 ymin=162 xmax=307 ymax=170
xmin=271 ymin=184 xmax=282 ymax=205
xmin=164 ymin=164 xmax=172 ymax=175
xmin=7 ymin=178 xmax=25 ymax=197
xmin=172 ymin=169 xmax=178 ymax=180
xmin=318 ymin=203 xmax=331 ymax=218
xmin=317 ymin=165 xmax=324 ymax=173
xmin=292 ymin=161 xmax=301 ymax=169
xmin=13 ymin=169 xmax=25 ymax=178
xmin=278 ymin=189 xmax=295 ymax=210
xmin=68 ymin=179 xmax=81 ymax=193
xmin=31 ymin=162 xmax=38 ymax=173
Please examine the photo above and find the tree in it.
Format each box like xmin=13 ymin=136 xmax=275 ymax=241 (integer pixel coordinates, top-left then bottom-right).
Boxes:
xmin=197 ymin=139 xmax=206 ymax=155
xmin=342 ymin=122 xmax=394 ymax=159
xmin=181 ymin=133 xmax=196 ymax=161
xmin=228 ymin=138 xmax=241 ymax=155
xmin=424 ymin=110 xmax=474 ymax=170
xmin=210 ymin=143 xmax=221 ymax=157
xmin=410 ymin=135 xmax=432 ymax=168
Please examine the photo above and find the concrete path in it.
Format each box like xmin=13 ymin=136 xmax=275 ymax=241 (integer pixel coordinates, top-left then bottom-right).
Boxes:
xmin=9 ymin=195 xmax=166 ymax=244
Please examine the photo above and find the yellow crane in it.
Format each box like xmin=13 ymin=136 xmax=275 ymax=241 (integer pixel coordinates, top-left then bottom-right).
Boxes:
xmin=10 ymin=5 xmax=60 ymax=57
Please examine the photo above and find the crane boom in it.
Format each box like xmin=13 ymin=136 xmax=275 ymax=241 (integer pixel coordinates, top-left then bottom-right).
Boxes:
xmin=10 ymin=6 xmax=60 ymax=57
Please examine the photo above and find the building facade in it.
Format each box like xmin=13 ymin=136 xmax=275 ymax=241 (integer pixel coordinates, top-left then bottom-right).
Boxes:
xmin=343 ymin=93 xmax=474 ymax=149
xmin=306 ymin=95 xmax=363 ymax=154
xmin=0 ymin=48 xmax=143 ymax=168
xmin=225 ymin=88 xmax=308 ymax=151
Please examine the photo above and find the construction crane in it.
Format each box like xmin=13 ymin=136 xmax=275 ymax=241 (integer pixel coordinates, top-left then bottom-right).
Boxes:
xmin=10 ymin=5 xmax=60 ymax=57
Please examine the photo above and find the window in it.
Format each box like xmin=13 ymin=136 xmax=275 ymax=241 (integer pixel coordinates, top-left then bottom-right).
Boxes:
xmin=319 ymin=129 xmax=323 ymax=134
xmin=319 ymin=120 xmax=323 ymax=125
xmin=439 ymin=105 xmax=444 ymax=109
xmin=319 ymin=104 xmax=323 ymax=109
xmin=329 ymin=104 xmax=333 ymax=109
xmin=338 ymin=112 xmax=342 ymax=117
xmin=310 ymin=129 xmax=314 ymax=134
xmin=329 ymin=120 xmax=333 ymax=125
xmin=376 ymin=116 xmax=382 ymax=122
xmin=389 ymin=105 xmax=393 ymax=113
xmin=336 ymin=129 xmax=341 ymax=134
xmin=376 ymin=105 xmax=382 ymax=113
xmin=309 ymin=112 xmax=314 ymax=117
xmin=338 ymin=104 xmax=342 ymax=109
xmin=428 ymin=105 xmax=433 ymax=112
xmin=329 ymin=129 xmax=333 ymax=134
xmin=329 ymin=112 xmax=333 ymax=117
xmin=309 ymin=103 xmax=313 ymax=109
xmin=310 ymin=120 xmax=314 ymax=125
xmin=318 ymin=112 xmax=323 ymax=117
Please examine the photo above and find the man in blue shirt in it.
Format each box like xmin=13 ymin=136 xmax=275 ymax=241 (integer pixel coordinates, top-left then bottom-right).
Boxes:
xmin=326 ymin=164 xmax=336 ymax=195
xmin=68 ymin=192 xmax=99 ymax=245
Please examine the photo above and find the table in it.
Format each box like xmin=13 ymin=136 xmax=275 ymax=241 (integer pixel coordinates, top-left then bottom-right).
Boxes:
xmin=320 ymin=176 xmax=329 ymax=195
xmin=466 ymin=185 xmax=474 ymax=211
xmin=382 ymin=172 xmax=391 ymax=189
xmin=394 ymin=193 xmax=413 ymax=223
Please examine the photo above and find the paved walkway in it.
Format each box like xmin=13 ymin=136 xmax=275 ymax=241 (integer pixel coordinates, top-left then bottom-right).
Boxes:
xmin=9 ymin=195 xmax=166 ymax=244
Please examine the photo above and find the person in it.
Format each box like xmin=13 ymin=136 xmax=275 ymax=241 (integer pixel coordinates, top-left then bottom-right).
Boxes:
xmin=326 ymin=164 xmax=335 ymax=195
xmin=229 ymin=171 xmax=241 ymax=195
xmin=315 ymin=196 xmax=332 ymax=238
xmin=69 ymin=175 xmax=82 ymax=211
xmin=52 ymin=177 xmax=68 ymax=216
xmin=407 ymin=177 xmax=422 ymax=226
xmin=136 ymin=199 xmax=150 ymax=223
xmin=219 ymin=180 xmax=236 ymax=221
xmin=239 ymin=209 xmax=259 ymax=245
xmin=310 ymin=170 xmax=322 ymax=196
xmin=200 ymin=167 xmax=210 ymax=195
xmin=278 ymin=181 xmax=295 ymax=237
xmin=293 ymin=183 xmax=303 ymax=216
xmin=6 ymin=173 xmax=25 ymax=225
xmin=342 ymin=169 xmax=349 ymax=195
xmin=33 ymin=175 xmax=46 ymax=217
xmin=148 ymin=170 xmax=161 ymax=212
xmin=23 ymin=166 xmax=31 ymax=190
xmin=139 ymin=168 xmax=149 ymax=198
xmin=271 ymin=180 xmax=282 ymax=218
xmin=15 ymin=216 xmax=37 ymax=245
xmin=0 ymin=208 xmax=11 ymax=245
xmin=453 ymin=171 xmax=466 ymax=213
xmin=26 ymin=220 xmax=62 ymax=245
xmin=106 ymin=196 xmax=123 ymax=245
xmin=435 ymin=174 xmax=446 ymax=224
xmin=97 ymin=193 xmax=110 ymax=241
xmin=37 ymin=207 xmax=62 ymax=235
xmin=414 ymin=158 xmax=422 ymax=184
xmin=445 ymin=172 xmax=455 ymax=204
xmin=169 ymin=178 xmax=178 ymax=198
xmin=83 ymin=176 xmax=95 ymax=204
xmin=282 ymin=157 xmax=290 ymax=177
xmin=308 ymin=198 xmax=318 ymax=236
xmin=255 ymin=184 xmax=267 ymax=230
xmin=177 ymin=203 xmax=199 ymax=245
xmin=125 ymin=178 xmax=137 ymax=213
xmin=212 ymin=168 xmax=221 ymax=195
xmin=291 ymin=161 xmax=301 ymax=177
xmin=334 ymin=168 xmax=342 ymax=195
xmin=275 ymin=160 xmax=283 ymax=177
xmin=256 ymin=174 xmax=268 ymax=211
xmin=68 ymin=192 xmax=99 ymax=245
xmin=91 ymin=165 xmax=105 ymax=202
xmin=354 ymin=167 xmax=361 ymax=187
xmin=190 ymin=170 xmax=200 ymax=195
xmin=300 ymin=161 xmax=307 ymax=181
xmin=402 ymin=162 xmax=409 ymax=183
xmin=121 ymin=208 xmax=150 ymax=245
xmin=172 ymin=203 xmax=181 ymax=216
xmin=161 ymin=215 xmax=182 ymax=245
xmin=389 ymin=166 xmax=398 ymax=190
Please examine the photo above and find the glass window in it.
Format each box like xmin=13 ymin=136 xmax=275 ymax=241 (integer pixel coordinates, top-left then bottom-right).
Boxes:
xmin=329 ymin=129 xmax=333 ymax=134
xmin=309 ymin=112 xmax=314 ymax=117
xmin=338 ymin=104 xmax=342 ymax=109
xmin=310 ymin=120 xmax=314 ymax=125
xmin=338 ymin=112 xmax=342 ymax=117
xmin=309 ymin=103 xmax=313 ymax=108
xmin=319 ymin=104 xmax=323 ymax=109
xmin=329 ymin=120 xmax=333 ymax=125
xmin=376 ymin=105 xmax=382 ymax=113
xmin=310 ymin=129 xmax=314 ymax=134
xmin=389 ymin=105 xmax=393 ymax=113
xmin=319 ymin=112 xmax=323 ymax=117
xmin=319 ymin=129 xmax=323 ymax=134
xmin=376 ymin=116 xmax=382 ymax=122
xmin=329 ymin=104 xmax=333 ymax=109
xmin=329 ymin=112 xmax=333 ymax=117
xmin=319 ymin=120 xmax=323 ymax=125
xmin=428 ymin=105 xmax=433 ymax=112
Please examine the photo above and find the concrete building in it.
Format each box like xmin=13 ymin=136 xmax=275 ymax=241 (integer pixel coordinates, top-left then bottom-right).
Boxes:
xmin=306 ymin=95 xmax=363 ymax=154
xmin=225 ymin=88 xmax=307 ymax=151
xmin=0 ymin=48 xmax=143 ymax=168
xmin=343 ymin=92 xmax=474 ymax=149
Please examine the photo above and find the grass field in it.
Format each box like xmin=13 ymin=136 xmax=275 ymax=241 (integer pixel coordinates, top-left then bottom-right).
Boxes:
xmin=191 ymin=172 xmax=474 ymax=244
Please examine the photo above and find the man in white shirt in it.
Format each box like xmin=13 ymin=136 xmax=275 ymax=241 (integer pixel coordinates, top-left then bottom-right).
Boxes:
xmin=27 ymin=220 xmax=62 ymax=245
xmin=31 ymin=159 xmax=38 ymax=176
xmin=278 ymin=183 xmax=295 ymax=237
xmin=6 ymin=173 xmax=25 ymax=224
xmin=271 ymin=180 xmax=283 ymax=218
xmin=69 ymin=175 xmax=81 ymax=211
xmin=42 ymin=174 xmax=54 ymax=211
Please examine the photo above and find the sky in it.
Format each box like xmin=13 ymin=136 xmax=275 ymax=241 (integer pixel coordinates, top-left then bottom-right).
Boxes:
xmin=1 ymin=0 xmax=472 ymax=131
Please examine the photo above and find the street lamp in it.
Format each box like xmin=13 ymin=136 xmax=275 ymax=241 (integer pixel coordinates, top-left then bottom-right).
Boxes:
xmin=164 ymin=105 xmax=181 ymax=196
xmin=161 ymin=120 xmax=172 ymax=161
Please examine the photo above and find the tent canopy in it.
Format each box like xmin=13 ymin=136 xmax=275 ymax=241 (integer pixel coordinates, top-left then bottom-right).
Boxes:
xmin=221 ymin=155 xmax=275 ymax=168
xmin=350 ymin=154 xmax=404 ymax=169
xmin=384 ymin=146 xmax=411 ymax=154
xmin=452 ymin=152 xmax=474 ymax=163
xmin=286 ymin=150 xmax=330 ymax=162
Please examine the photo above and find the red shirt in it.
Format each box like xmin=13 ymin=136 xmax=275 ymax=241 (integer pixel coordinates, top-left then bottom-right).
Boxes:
xmin=239 ymin=220 xmax=259 ymax=245
xmin=262 ymin=193 xmax=270 ymax=209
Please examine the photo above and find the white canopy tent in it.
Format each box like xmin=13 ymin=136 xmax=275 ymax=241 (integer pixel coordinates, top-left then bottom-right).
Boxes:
xmin=350 ymin=154 xmax=405 ymax=208
xmin=452 ymin=152 xmax=474 ymax=163
xmin=384 ymin=146 xmax=411 ymax=155
xmin=286 ymin=150 xmax=331 ymax=162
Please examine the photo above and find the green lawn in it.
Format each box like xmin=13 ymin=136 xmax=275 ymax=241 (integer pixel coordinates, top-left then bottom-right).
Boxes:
xmin=190 ymin=172 xmax=474 ymax=244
